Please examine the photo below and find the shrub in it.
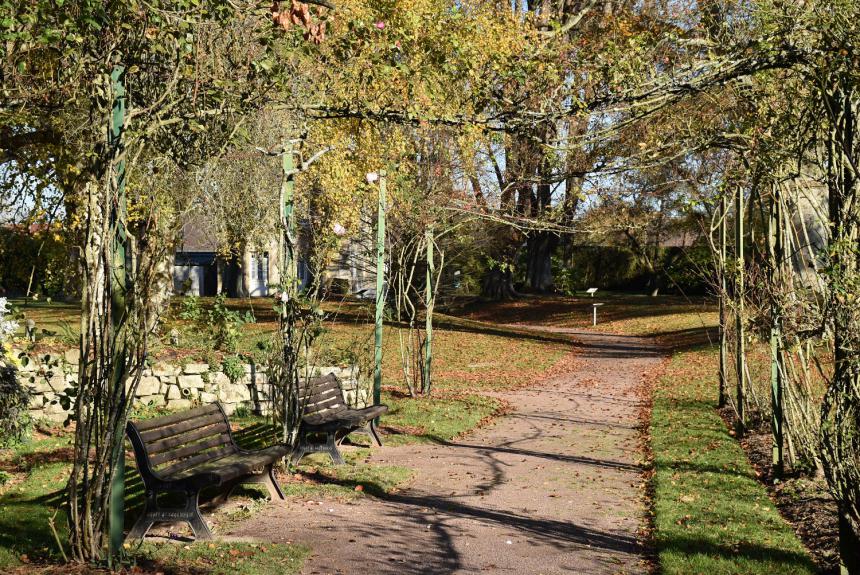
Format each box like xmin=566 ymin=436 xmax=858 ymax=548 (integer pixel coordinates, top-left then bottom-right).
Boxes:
xmin=0 ymin=298 xmax=28 ymax=446
xmin=221 ymin=355 xmax=246 ymax=384
xmin=178 ymin=295 xmax=202 ymax=321
xmin=207 ymin=294 xmax=255 ymax=352
xmin=0 ymin=366 xmax=29 ymax=447
xmin=232 ymin=404 xmax=251 ymax=419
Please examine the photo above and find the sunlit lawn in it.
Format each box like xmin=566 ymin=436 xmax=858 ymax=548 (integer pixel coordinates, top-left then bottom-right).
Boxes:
xmin=461 ymin=292 xmax=717 ymax=337
xmin=652 ymin=347 xmax=816 ymax=574
xmin=10 ymin=296 xmax=569 ymax=392
xmin=4 ymin=293 xmax=817 ymax=575
xmin=1 ymin=295 xmax=576 ymax=571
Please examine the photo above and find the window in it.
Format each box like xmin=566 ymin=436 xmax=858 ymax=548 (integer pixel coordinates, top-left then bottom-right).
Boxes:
xmin=256 ymin=252 xmax=268 ymax=283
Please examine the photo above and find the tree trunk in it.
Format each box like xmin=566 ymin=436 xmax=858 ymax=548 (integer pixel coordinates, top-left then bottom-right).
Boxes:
xmin=819 ymin=74 xmax=860 ymax=575
xmin=840 ymin=510 xmax=860 ymax=575
xmin=525 ymin=232 xmax=558 ymax=292
xmin=648 ymin=269 xmax=661 ymax=296
xmin=482 ymin=267 xmax=518 ymax=300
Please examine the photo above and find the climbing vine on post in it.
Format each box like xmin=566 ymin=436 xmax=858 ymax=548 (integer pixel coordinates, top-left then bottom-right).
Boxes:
xmin=423 ymin=225 xmax=435 ymax=394
xmin=372 ymin=170 xmax=387 ymax=409
xmin=818 ymin=74 xmax=860 ymax=575
xmin=107 ymin=62 xmax=128 ymax=567
xmin=67 ymin=62 xmax=148 ymax=564
xmin=734 ymin=185 xmax=747 ymax=435
xmin=767 ymin=182 xmax=785 ymax=477
xmin=266 ymin=140 xmax=330 ymax=446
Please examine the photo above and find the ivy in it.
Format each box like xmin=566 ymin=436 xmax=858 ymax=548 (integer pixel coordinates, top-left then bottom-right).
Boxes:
xmin=0 ymin=366 xmax=29 ymax=448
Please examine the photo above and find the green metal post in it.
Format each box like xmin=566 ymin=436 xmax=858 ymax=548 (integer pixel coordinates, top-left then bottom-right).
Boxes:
xmin=423 ymin=226 xmax=434 ymax=394
xmin=281 ymin=145 xmax=297 ymax=290
xmin=768 ymin=185 xmax=784 ymax=475
xmin=735 ymin=186 xmax=746 ymax=435
xmin=373 ymin=172 xmax=387 ymax=408
xmin=108 ymin=62 xmax=128 ymax=565
xmin=718 ymin=193 xmax=728 ymax=408
xmin=278 ymin=145 xmax=296 ymax=444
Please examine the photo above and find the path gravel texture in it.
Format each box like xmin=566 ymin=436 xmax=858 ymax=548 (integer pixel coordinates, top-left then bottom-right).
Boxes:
xmin=227 ymin=330 xmax=664 ymax=574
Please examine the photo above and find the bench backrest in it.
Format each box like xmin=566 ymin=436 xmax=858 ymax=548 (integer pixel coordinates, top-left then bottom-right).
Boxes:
xmin=299 ymin=373 xmax=348 ymax=425
xmin=127 ymin=403 xmax=238 ymax=480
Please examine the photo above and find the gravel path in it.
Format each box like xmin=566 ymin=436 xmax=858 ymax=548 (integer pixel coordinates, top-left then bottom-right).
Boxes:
xmin=226 ymin=329 xmax=663 ymax=574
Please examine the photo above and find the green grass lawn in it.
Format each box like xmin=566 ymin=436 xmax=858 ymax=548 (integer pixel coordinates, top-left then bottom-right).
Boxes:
xmin=379 ymin=390 xmax=504 ymax=445
xmin=651 ymin=347 xmax=816 ymax=574
xmin=460 ymin=292 xmax=717 ymax=335
xmin=133 ymin=541 xmax=309 ymax=575
xmin=0 ymin=296 xmax=571 ymax=572
xmin=9 ymin=296 xmax=569 ymax=393
xmin=0 ymin=428 xmax=313 ymax=572
xmin=3 ymin=293 xmax=818 ymax=574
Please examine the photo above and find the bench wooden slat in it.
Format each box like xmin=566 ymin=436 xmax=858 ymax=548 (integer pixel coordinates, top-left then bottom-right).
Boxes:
xmin=139 ymin=413 xmax=227 ymax=443
xmin=158 ymin=445 xmax=236 ymax=478
xmin=134 ymin=404 xmax=221 ymax=432
xmin=300 ymin=377 xmax=339 ymax=392
xmin=299 ymin=387 xmax=341 ymax=404
xmin=305 ymin=408 xmax=348 ymax=423
xmin=299 ymin=382 xmax=340 ymax=396
xmin=301 ymin=393 xmax=342 ymax=409
xmin=149 ymin=433 xmax=233 ymax=466
xmin=146 ymin=423 xmax=229 ymax=455
xmin=299 ymin=374 xmax=338 ymax=392
xmin=304 ymin=396 xmax=345 ymax=415
xmin=306 ymin=408 xmax=348 ymax=421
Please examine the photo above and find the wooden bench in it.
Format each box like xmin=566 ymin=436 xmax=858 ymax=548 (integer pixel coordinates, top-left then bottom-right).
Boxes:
xmin=126 ymin=403 xmax=290 ymax=541
xmin=290 ymin=373 xmax=388 ymax=466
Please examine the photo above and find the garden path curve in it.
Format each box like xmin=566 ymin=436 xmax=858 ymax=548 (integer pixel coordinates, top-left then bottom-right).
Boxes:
xmin=227 ymin=329 xmax=663 ymax=574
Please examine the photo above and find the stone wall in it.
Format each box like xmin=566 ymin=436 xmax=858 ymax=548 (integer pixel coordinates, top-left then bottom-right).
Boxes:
xmin=17 ymin=350 xmax=370 ymax=422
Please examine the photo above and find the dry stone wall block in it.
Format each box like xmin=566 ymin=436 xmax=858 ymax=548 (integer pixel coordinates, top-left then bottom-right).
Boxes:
xmin=15 ymin=349 xmax=359 ymax=422
xmin=136 ymin=376 xmax=161 ymax=397
xmin=210 ymin=372 xmax=230 ymax=388
xmin=151 ymin=362 xmax=180 ymax=377
xmin=183 ymin=363 xmax=209 ymax=375
xmin=178 ymin=374 xmax=205 ymax=389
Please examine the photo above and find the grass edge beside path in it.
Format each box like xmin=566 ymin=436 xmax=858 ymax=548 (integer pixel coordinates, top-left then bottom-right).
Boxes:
xmin=650 ymin=347 xmax=816 ymax=575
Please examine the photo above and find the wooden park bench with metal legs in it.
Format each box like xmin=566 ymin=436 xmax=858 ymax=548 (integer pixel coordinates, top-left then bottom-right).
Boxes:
xmin=125 ymin=403 xmax=290 ymax=541
xmin=290 ymin=373 xmax=388 ymax=466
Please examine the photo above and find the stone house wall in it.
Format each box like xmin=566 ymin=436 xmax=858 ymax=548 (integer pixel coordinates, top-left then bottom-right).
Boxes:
xmin=17 ymin=350 xmax=370 ymax=422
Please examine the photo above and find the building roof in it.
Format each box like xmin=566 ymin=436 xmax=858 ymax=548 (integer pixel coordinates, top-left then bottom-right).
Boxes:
xmin=176 ymin=216 xmax=219 ymax=253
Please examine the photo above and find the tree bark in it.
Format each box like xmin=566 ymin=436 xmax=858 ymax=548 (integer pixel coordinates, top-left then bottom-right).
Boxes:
xmin=839 ymin=510 xmax=860 ymax=575
xmin=481 ymin=267 xmax=519 ymax=300
xmin=525 ymin=231 xmax=558 ymax=292
xmin=819 ymin=74 xmax=860 ymax=575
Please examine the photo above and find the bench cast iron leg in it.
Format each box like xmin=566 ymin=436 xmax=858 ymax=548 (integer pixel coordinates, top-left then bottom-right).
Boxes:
xmin=126 ymin=492 xmax=157 ymax=541
xmin=336 ymin=421 xmax=383 ymax=448
xmin=335 ymin=429 xmax=347 ymax=446
xmin=241 ymin=464 xmax=285 ymax=501
xmin=266 ymin=464 xmax=286 ymax=499
xmin=291 ymin=429 xmax=345 ymax=466
xmin=125 ymin=490 xmax=212 ymax=542
xmin=326 ymin=431 xmax=345 ymax=465
xmin=186 ymin=490 xmax=213 ymax=541
xmin=212 ymin=478 xmax=242 ymax=505
xmin=290 ymin=430 xmax=308 ymax=467
xmin=367 ymin=419 xmax=383 ymax=447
